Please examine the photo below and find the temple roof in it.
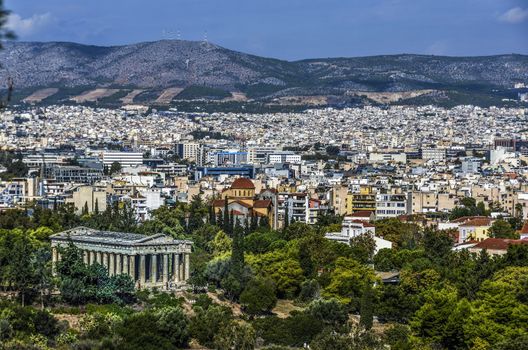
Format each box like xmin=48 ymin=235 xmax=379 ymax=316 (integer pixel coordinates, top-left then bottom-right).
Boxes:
xmin=51 ymin=226 xmax=192 ymax=246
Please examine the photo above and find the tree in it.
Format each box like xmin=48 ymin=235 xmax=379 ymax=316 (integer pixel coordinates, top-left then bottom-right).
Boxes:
xmin=240 ymin=277 xmax=277 ymax=316
xmin=188 ymin=194 xmax=205 ymax=233
xmin=94 ymin=198 xmax=99 ymax=215
xmin=223 ymin=198 xmax=230 ymax=235
xmin=190 ymin=304 xmax=233 ymax=348
xmin=209 ymin=230 xmax=232 ymax=257
xmin=349 ymin=234 xmax=376 ymax=264
xmin=109 ymin=161 xmax=122 ymax=175
xmin=231 ymin=219 xmax=245 ymax=277
xmin=360 ymin=283 xmax=374 ymax=330
xmin=323 ymin=257 xmax=376 ymax=308
xmin=214 ymin=321 xmax=256 ymax=350
xmin=154 ymin=306 xmax=190 ymax=349
xmin=307 ymin=298 xmax=348 ymax=326
xmin=489 ymin=219 xmax=518 ymax=239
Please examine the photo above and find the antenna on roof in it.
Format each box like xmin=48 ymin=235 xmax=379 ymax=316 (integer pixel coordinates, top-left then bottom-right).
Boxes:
xmin=203 ymin=30 xmax=208 ymax=43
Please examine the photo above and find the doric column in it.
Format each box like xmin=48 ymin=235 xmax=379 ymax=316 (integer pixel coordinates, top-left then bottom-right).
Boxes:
xmin=116 ymin=254 xmax=122 ymax=275
xmin=90 ymin=251 xmax=96 ymax=265
xmin=139 ymin=254 xmax=146 ymax=286
xmin=96 ymin=251 xmax=103 ymax=265
xmin=109 ymin=253 xmax=115 ymax=276
xmin=151 ymin=254 xmax=158 ymax=284
xmin=185 ymin=253 xmax=190 ymax=281
xmin=83 ymin=251 xmax=89 ymax=265
xmin=124 ymin=255 xmax=130 ymax=276
xmin=102 ymin=252 xmax=109 ymax=269
xmin=179 ymin=254 xmax=185 ymax=282
xmin=162 ymin=254 xmax=169 ymax=287
xmin=174 ymin=253 xmax=181 ymax=282
xmin=51 ymin=247 xmax=58 ymax=275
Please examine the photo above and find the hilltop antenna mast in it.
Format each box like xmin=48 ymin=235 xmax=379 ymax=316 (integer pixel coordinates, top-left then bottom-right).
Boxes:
xmin=203 ymin=31 xmax=208 ymax=43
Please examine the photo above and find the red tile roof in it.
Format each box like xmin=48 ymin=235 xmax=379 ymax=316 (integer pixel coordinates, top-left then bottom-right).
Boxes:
xmin=473 ymin=238 xmax=528 ymax=251
xmin=451 ymin=216 xmax=488 ymax=224
xmin=350 ymin=211 xmax=373 ymax=217
xmin=253 ymin=199 xmax=272 ymax=208
xmin=231 ymin=178 xmax=255 ymax=189
xmin=459 ymin=218 xmax=492 ymax=227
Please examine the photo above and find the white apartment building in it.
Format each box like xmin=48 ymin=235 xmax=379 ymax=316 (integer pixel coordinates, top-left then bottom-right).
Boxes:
xmin=176 ymin=143 xmax=200 ymax=161
xmin=102 ymin=152 xmax=143 ymax=167
xmin=421 ymin=148 xmax=446 ymax=161
xmin=267 ymin=152 xmax=302 ymax=164
xmin=376 ymin=193 xmax=408 ymax=219
xmin=369 ymin=152 xmax=407 ymax=164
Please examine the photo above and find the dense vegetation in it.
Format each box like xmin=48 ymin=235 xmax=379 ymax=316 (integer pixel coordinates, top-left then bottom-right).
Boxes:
xmin=0 ymin=197 xmax=527 ymax=349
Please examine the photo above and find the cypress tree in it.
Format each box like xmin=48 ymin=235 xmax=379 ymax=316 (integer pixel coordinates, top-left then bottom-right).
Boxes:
xmin=217 ymin=209 xmax=224 ymax=229
xmin=209 ymin=205 xmax=216 ymax=225
xmin=250 ymin=213 xmax=258 ymax=232
xmin=228 ymin=210 xmax=235 ymax=236
xmin=223 ymin=197 xmax=230 ymax=234
xmin=231 ymin=218 xmax=245 ymax=276
xmin=82 ymin=201 xmax=89 ymax=215
xmin=284 ymin=204 xmax=290 ymax=229
xmin=360 ymin=283 xmax=374 ymax=330
xmin=259 ymin=215 xmax=269 ymax=229
xmin=94 ymin=198 xmax=99 ymax=215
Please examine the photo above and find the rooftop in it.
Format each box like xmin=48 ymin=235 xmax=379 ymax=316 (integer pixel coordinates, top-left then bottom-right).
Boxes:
xmin=51 ymin=226 xmax=191 ymax=246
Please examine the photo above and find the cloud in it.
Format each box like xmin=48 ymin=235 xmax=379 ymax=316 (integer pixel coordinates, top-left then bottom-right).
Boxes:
xmin=7 ymin=13 xmax=53 ymax=37
xmin=499 ymin=7 xmax=528 ymax=24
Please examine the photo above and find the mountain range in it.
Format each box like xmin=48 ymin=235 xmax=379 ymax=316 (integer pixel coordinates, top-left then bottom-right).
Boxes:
xmin=0 ymin=40 xmax=527 ymax=109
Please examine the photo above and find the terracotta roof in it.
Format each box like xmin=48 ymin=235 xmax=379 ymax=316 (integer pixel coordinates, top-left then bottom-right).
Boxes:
xmin=351 ymin=219 xmax=376 ymax=228
xmin=253 ymin=199 xmax=272 ymax=208
xmin=473 ymin=238 xmax=528 ymax=251
xmin=231 ymin=178 xmax=255 ymax=189
xmin=459 ymin=218 xmax=492 ymax=227
xmin=350 ymin=211 xmax=373 ymax=217
xmin=520 ymin=221 xmax=528 ymax=234
xmin=451 ymin=216 xmax=488 ymax=224
xmin=212 ymin=199 xmax=226 ymax=208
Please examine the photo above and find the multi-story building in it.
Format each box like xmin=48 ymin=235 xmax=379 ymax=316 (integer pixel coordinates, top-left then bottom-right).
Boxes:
xmin=66 ymin=186 xmax=107 ymax=214
xmin=267 ymin=152 xmax=302 ymax=165
xmin=176 ymin=143 xmax=200 ymax=161
xmin=376 ymin=193 xmax=408 ymax=219
xmin=421 ymin=147 xmax=446 ymax=161
xmin=102 ymin=152 xmax=143 ymax=167
xmin=346 ymin=186 xmax=376 ymax=214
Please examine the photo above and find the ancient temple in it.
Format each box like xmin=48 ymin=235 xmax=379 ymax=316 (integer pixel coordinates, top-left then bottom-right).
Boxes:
xmin=50 ymin=226 xmax=192 ymax=290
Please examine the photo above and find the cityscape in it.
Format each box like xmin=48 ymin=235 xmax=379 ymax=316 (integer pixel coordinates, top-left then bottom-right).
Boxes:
xmin=1 ymin=1 xmax=528 ymax=350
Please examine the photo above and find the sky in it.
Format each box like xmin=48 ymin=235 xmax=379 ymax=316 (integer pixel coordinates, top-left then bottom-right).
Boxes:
xmin=5 ymin=0 xmax=528 ymax=60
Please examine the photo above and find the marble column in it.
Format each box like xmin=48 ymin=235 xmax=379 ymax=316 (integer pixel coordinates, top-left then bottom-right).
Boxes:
xmin=116 ymin=254 xmax=122 ymax=275
xmin=51 ymin=247 xmax=58 ymax=275
xmin=123 ymin=255 xmax=130 ymax=276
xmin=102 ymin=252 xmax=109 ymax=269
xmin=83 ymin=251 xmax=89 ymax=265
xmin=162 ymin=254 xmax=169 ymax=287
xmin=139 ymin=254 xmax=146 ymax=286
xmin=174 ymin=253 xmax=181 ymax=282
xmin=151 ymin=254 xmax=158 ymax=284
xmin=90 ymin=251 xmax=96 ymax=265
xmin=179 ymin=254 xmax=185 ymax=282
xmin=129 ymin=255 xmax=135 ymax=280
xmin=109 ymin=253 xmax=115 ymax=276
xmin=96 ymin=251 xmax=103 ymax=265
xmin=185 ymin=253 xmax=190 ymax=281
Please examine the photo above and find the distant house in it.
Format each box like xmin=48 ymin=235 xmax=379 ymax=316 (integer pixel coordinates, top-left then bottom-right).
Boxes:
xmin=348 ymin=210 xmax=376 ymax=222
xmin=468 ymin=238 xmax=528 ymax=256
xmin=325 ymin=216 xmax=392 ymax=254
xmin=457 ymin=217 xmax=492 ymax=243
